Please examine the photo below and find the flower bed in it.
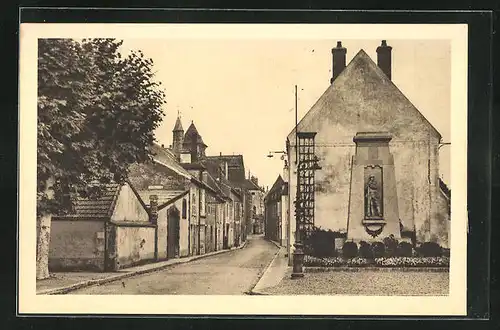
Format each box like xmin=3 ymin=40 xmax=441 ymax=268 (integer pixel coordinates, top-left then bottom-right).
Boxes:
xmin=374 ymin=257 xmax=450 ymax=267
xmin=303 ymin=255 xmax=449 ymax=268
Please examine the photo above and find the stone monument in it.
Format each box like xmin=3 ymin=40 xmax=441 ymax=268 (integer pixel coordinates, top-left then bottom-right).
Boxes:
xmin=346 ymin=132 xmax=401 ymax=242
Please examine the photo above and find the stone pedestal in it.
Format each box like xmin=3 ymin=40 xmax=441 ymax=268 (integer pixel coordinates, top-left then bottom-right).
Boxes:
xmin=347 ymin=132 xmax=401 ymax=242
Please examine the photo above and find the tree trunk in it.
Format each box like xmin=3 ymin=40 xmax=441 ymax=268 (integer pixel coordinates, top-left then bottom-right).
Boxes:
xmin=36 ymin=214 xmax=52 ymax=280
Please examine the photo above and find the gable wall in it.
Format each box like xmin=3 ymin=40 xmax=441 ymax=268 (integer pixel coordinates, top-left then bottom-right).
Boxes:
xmin=286 ymin=53 xmax=446 ymax=254
xmin=111 ymin=184 xmax=149 ymax=222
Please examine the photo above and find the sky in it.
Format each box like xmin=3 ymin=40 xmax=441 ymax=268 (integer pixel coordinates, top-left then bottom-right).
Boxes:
xmin=119 ymin=39 xmax=451 ymax=190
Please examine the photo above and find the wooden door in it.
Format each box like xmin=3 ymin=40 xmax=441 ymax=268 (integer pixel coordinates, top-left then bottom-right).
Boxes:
xmin=167 ymin=207 xmax=180 ymax=259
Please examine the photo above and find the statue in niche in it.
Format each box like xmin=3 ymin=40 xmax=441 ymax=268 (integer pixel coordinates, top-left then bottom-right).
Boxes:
xmin=365 ymin=174 xmax=382 ymax=218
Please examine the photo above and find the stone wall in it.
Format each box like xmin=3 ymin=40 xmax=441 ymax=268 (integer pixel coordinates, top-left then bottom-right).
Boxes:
xmin=49 ymin=220 xmax=105 ymax=271
xmin=115 ymin=225 xmax=156 ymax=269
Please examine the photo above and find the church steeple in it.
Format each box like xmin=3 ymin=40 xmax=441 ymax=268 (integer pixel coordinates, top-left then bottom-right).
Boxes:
xmin=172 ymin=114 xmax=184 ymax=157
xmin=183 ymin=121 xmax=207 ymax=162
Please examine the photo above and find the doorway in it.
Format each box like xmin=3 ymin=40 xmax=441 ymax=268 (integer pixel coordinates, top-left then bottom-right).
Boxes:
xmin=167 ymin=207 xmax=180 ymax=259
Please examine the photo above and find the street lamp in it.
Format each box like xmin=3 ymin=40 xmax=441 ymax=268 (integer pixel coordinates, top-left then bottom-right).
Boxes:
xmin=291 ymin=156 xmax=321 ymax=279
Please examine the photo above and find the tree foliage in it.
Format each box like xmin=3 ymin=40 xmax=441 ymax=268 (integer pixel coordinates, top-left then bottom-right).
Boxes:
xmin=37 ymin=38 xmax=166 ymax=216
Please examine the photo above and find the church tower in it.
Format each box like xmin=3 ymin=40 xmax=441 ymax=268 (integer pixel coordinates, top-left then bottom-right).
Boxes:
xmin=183 ymin=121 xmax=207 ymax=162
xmin=172 ymin=115 xmax=184 ymax=157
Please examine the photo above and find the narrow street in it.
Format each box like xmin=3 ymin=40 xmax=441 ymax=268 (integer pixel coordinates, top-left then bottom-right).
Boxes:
xmin=71 ymin=235 xmax=278 ymax=295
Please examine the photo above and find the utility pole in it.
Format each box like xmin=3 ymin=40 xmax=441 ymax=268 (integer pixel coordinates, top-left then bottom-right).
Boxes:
xmin=292 ymin=84 xmax=304 ymax=278
xmin=295 ymin=85 xmax=298 ymax=164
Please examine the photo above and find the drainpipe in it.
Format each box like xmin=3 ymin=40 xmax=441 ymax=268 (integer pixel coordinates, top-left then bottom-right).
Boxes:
xmin=104 ymin=220 xmax=108 ymax=271
xmin=150 ymin=195 xmax=159 ymax=261
xmin=198 ymin=188 xmax=201 ymax=255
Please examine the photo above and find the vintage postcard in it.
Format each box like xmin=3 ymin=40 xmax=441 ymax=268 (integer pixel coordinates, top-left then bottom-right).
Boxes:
xmin=18 ymin=23 xmax=468 ymax=315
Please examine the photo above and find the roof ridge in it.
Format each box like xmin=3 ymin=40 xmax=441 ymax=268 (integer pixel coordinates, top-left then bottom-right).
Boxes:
xmin=106 ymin=183 xmax=123 ymax=217
xmin=288 ymin=47 xmax=442 ymax=140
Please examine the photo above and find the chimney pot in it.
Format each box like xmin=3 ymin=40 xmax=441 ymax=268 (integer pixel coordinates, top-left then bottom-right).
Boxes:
xmin=376 ymin=40 xmax=392 ymax=80
xmin=331 ymin=40 xmax=347 ymax=84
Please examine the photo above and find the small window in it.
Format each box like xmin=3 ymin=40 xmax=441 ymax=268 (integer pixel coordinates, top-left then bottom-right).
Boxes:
xmin=182 ymin=199 xmax=187 ymax=219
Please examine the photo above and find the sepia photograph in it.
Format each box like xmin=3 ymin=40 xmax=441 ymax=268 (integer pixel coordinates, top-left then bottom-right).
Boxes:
xmin=18 ymin=23 xmax=468 ymax=315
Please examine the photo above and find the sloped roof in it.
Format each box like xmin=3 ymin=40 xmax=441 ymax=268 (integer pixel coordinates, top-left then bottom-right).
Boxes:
xmin=264 ymin=175 xmax=287 ymax=202
xmin=242 ymin=179 xmax=262 ymax=191
xmin=205 ymin=155 xmax=246 ymax=182
xmin=150 ymin=143 xmax=193 ymax=179
xmin=173 ymin=117 xmax=184 ymax=132
xmin=202 ymin=159 xmax=232 ymax=200
xmin=439 ymin=177 xmax=451 ymax=199
xmin=184 ymin=122 xmax=207 ymax=146
xmin=287 ymin=49 xmax=442 ymax=142
xmin=56 ymin=183 xmax=122 ymax=219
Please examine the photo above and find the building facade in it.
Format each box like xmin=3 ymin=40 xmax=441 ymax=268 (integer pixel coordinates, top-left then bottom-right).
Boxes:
xmin=264 ymin=175 xmax=289 ymax=246
xmin=285 ymin=41 xmax=451 ymax=264
xmin=49 ymin=182 xmax=156 ymax=272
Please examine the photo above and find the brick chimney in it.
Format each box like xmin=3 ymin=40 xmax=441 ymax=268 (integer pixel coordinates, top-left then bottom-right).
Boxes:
xmin=376 ymin=40 xmax=392 ymax=80
xmin=149 ymin=195 xmax=158 ymax=224
xmin=331 ymin=41 xmax=347 ymax=84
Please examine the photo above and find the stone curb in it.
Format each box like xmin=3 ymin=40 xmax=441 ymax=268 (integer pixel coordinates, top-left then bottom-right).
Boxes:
xmin=247 ymin=244 xmax=282 ymax=296
xmin=38 ymin=240 xmax=248 ymax=295
xmin=304 ymin=266 xmax=449 ymax=273
xmin=269 ymin=240 xmax=282 ymax=249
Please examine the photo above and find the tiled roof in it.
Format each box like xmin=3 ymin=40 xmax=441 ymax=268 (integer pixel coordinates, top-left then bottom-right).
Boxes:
xmin=242 ymin=179 xmax=261 ymax=191
xmin=65 ymin=183 xmax=121 ymax=218
xmin=205 ymin=155 xmax=246 ymax=182
xmin=202 ymin=159 xmax=231 ymax=199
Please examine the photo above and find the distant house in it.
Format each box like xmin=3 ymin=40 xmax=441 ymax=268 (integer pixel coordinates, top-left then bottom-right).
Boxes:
xmin=128 ymin=143 xmax=195 ymax=259
xmin=171 ymin=115 xmax=260 ymax=248
xmin=205 ymin=154 xmax=254 ymax=241
xmin=264 ymin=175 xmax=289 ymax=246
xmin=49 ymin=182 xmax=155 ymax=272
xmin=245 ymin=175 xmax=265 ymax=234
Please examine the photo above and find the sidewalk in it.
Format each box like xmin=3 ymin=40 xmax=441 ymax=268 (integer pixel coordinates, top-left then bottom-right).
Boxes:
xmin=250 ymin=243 xmax=289 ymax=295
xmin=37 ymin=240 xmax=248 ymax=295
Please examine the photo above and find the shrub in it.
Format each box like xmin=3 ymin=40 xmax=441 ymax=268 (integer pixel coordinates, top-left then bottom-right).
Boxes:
xmin=342 ymin=241 xmax=358 ymax=258
xmin=358 ymin=241 xmax=373 ymax=259
xmin=418 ymin=242 xmax=443 ymax=257
xmin=303 ymin=228 xmax=337 ymax=258
xmin=371 ymin=242 xmax=386 ymax=258
xmin=383 ymin=234 xmax=399 ymax=257
xmin=397 ymin=241 xmax=413 ymax=257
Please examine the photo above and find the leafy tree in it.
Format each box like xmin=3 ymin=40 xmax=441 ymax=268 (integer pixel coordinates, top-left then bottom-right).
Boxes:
xmin=36 ymin=38 xmax=165 ymax=279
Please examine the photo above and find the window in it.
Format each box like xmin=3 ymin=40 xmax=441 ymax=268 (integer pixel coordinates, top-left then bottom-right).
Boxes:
xmin=200 ymin=190 xmax=206 ymax=216
xmin=182 ymin=198 xmax=187 ymax=219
